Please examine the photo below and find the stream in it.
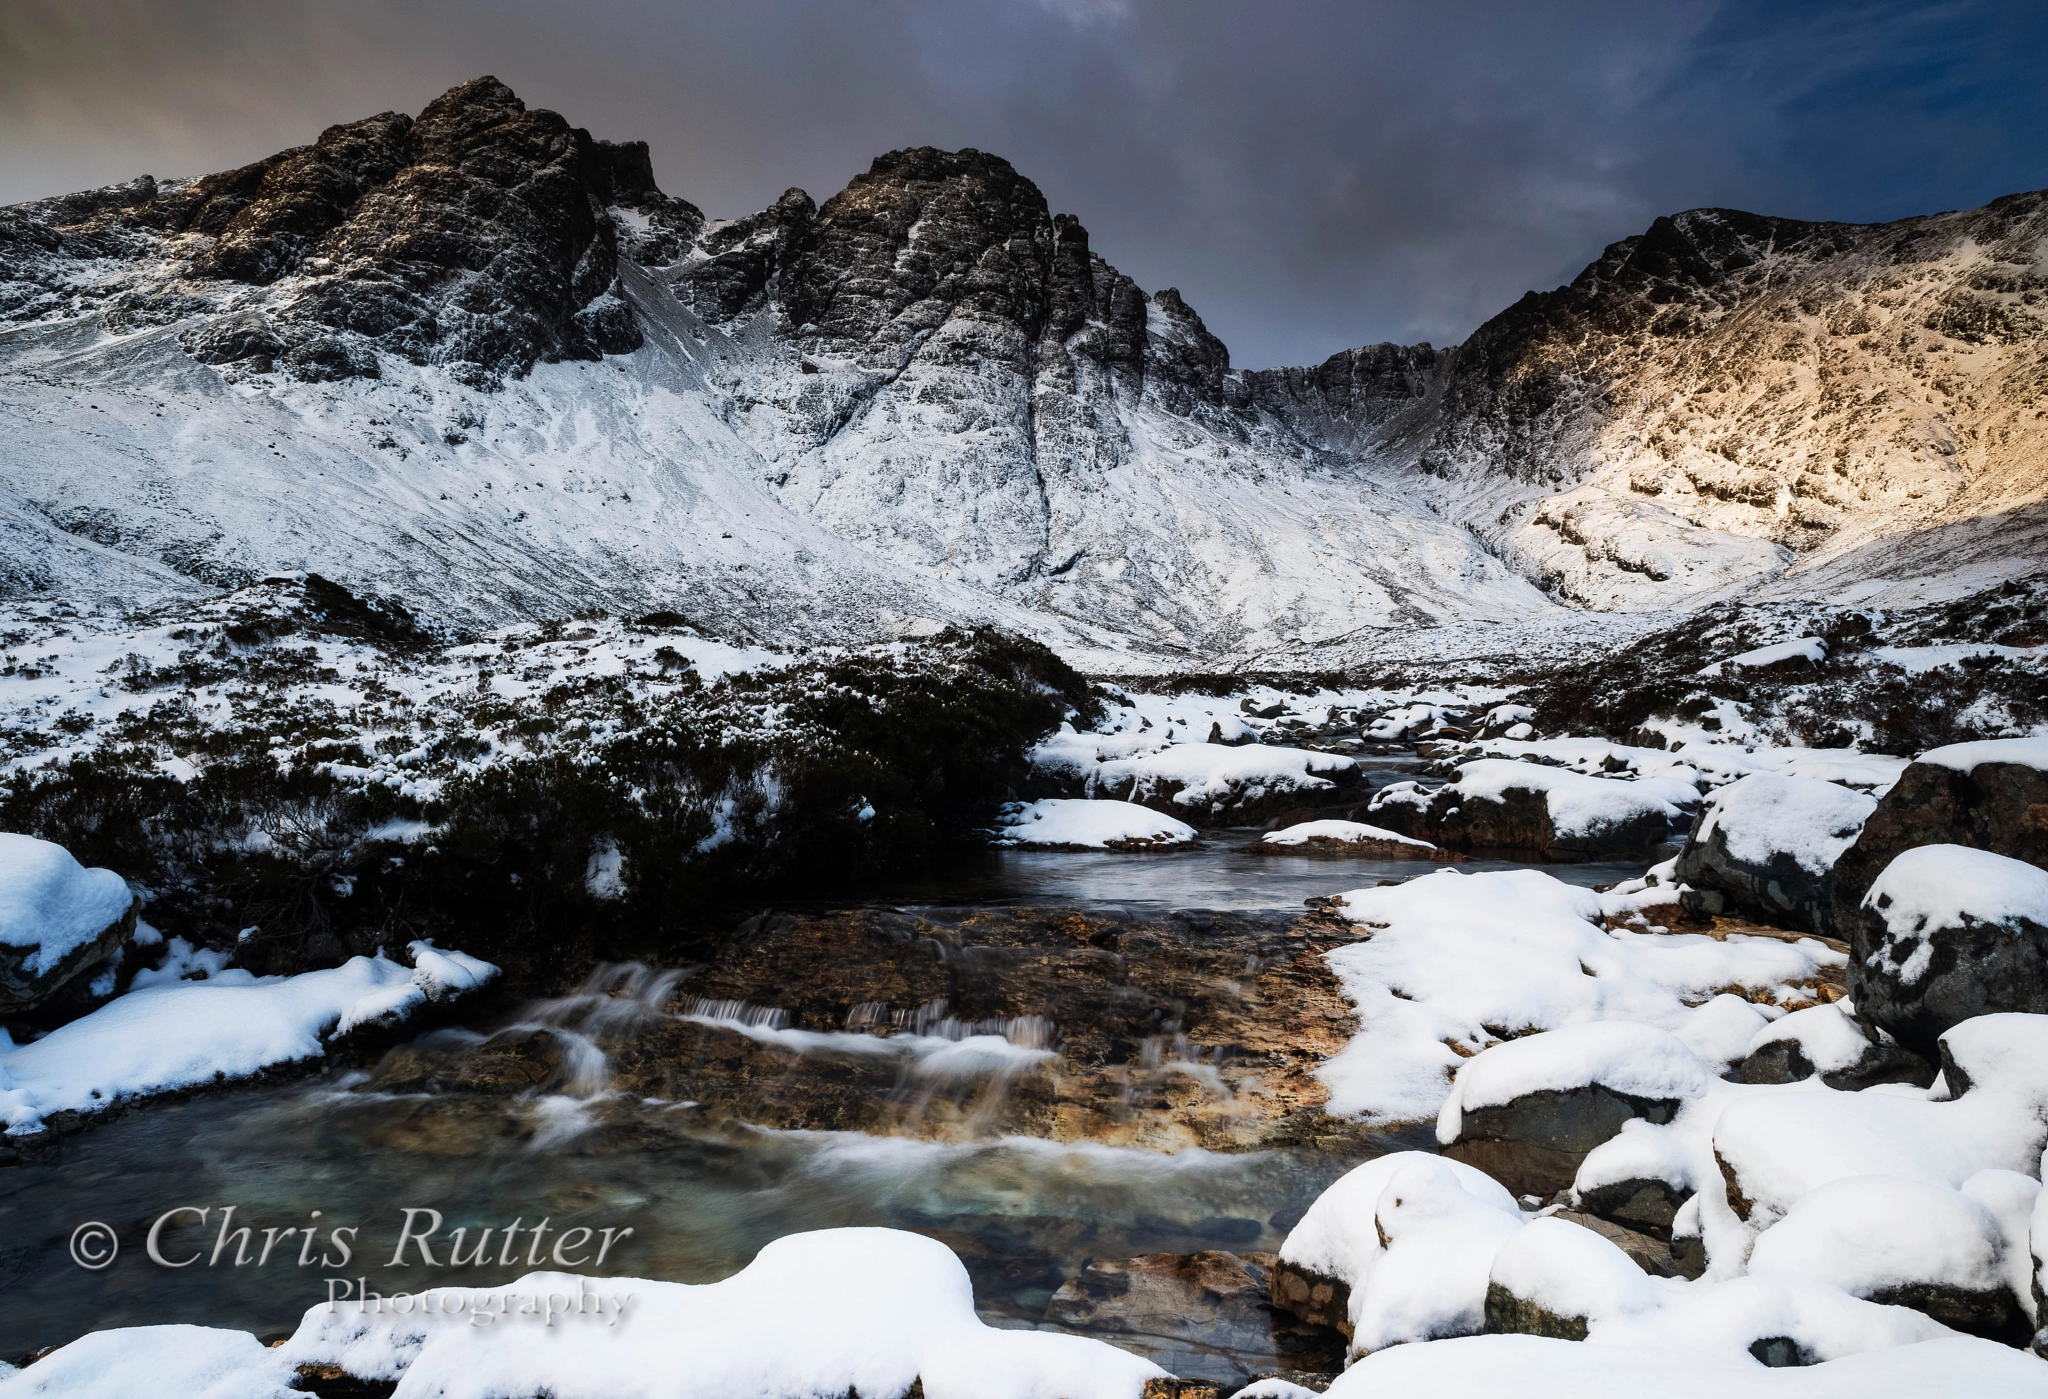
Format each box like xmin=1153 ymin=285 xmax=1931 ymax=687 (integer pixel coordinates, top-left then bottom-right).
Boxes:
xmin=0 ymin=800 xmax=1658 ymax=1384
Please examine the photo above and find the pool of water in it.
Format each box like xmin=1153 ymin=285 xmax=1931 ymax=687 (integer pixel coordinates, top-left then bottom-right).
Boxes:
xmin=867 ymin=840 xmax=1655 ymax=914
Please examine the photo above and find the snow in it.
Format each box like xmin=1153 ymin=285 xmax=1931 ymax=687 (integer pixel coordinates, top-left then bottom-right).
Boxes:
xmin=1086 ymin=742 xmax=1357 ymax=812
xmin=1275 ymin=1151 xmax=1526 ymax=1354
xmin=1435 ymin=1022 xmax=1716 ymax=1143
xmin=1869 ymin=642 xmax=2048 ymax=674
xmin=277 ymin=1228 xmax=1161 ymax=1399
xmin=1747 ymin=1174 xmax=2008 ymax=1299
xmin=1488 ymin=1214 xmax=1663 ymax=1322
xmin=0 ymin=946 xmax=498 ymax=1134
xmin=1864 ymin=848 xmax=2048 ymax=984
xmin=1936 ymin=1014 xmax=2048 ymax=1107
xmin=1698 ymin=636 xmax=1828 ymax=678
xmin=1916 ymin=736 xmax=2048 ymax=774
xmin=1316 ymin=869 xmax=1835 ymax=1122
xmin=1710 ymin=1082 xmax=2047 ymax=1232
xmin=1691 ymin=775 xmax=1875 ymax=876
xmin=1439 ymin=759 xmax=1699 ymax=836
xmin=1260 ymin=819 xmax=1435 ymax=853
xmin=0 ymin=1324 xmax=297 ymax=1399
xmin=1325 ymin=1333 xmax=2047 ymax=1399
xmin=991 ymin=799 xmax=1196 ymax=850
xmin=1745 ymin=1004 xmax=1875 ymax=1076
xmin=0 ymin=833 xmax=132 ymax=975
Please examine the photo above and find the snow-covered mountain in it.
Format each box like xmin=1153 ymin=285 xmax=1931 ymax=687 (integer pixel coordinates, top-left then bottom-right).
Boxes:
xmin=2 ymin=76 xmax=2043 ymax=662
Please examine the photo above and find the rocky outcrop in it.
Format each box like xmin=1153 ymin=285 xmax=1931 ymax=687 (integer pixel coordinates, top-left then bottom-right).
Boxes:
xmin=3 ymin=76 xmax=703 ymax=386
xmin=0 ymin=835 xmax=138 ymax=1016
xmin=1365 ymin=775 xmax=1678 ymax=861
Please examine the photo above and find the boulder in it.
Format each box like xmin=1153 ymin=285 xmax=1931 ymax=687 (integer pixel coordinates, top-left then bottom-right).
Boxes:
xmin=1436 ymin=1024 xmax=1709 ymax=1198
xmin=1366 ymin=761 xmax=1694 ymax=861
xmin=1441 ymin=1084 xmax=1682 ymax=1198
xmin=1671 ymin=774 xmax=1874 ymax=935
xmin=1853 ymin=845 xmax=2048 ymax=1057
xmin=1830 ymin=737 xmax=2048 ymax=969
xmin=1735 ymin=1002 xmax=1935 ymax=1091
xmin=0 ymin=834 xmax=138 ymax=1014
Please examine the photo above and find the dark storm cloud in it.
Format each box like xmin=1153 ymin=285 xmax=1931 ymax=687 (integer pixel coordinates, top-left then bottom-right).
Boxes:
xmin=2 ymin=0 xmax=2044 ymax=366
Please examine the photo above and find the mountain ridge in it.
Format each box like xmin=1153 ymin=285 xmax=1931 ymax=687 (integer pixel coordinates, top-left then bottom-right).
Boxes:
xmin=1 ymin=76 xmax=2043 ymax=664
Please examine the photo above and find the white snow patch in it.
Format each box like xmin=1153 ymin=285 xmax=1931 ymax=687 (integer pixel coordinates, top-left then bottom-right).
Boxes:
xmin=991 ymin=799 xmax=1196 ymax=850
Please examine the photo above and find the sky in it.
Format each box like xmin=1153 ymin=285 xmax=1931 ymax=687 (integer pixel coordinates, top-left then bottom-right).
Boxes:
xmin=3 ymin=0 xmax=2044 ymax=368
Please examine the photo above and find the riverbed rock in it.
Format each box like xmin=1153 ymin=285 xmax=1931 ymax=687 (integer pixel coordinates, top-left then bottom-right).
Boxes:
xmin=1671 ymin=774 xmax=1874 ymax=936
xmin=0 ymin=834 xmax=138 ymax=1015
xmin=359 ymin=905 xmax=1384 ymax=1155
xmin=1045 ymin=1251 xmax=1343 ymax=1387
xmin=1735 ymin=1002 xmax=1935 ymax=1090
xmin=1851 ymin=845 xmax=2048 ymax=1056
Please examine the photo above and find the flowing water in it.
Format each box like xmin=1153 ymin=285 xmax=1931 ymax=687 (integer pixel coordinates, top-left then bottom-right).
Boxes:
xmin=0 ymin=807 xmax=1658 ymax=1382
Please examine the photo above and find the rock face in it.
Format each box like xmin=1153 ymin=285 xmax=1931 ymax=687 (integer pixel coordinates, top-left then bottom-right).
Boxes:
xmin=1672 ymin=774 xmax=1874 ymax=936
xmin=4 ymin=77 xmax=699 ymax=386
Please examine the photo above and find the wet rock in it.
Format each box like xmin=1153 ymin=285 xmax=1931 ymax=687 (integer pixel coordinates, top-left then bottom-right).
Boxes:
xmin=1268 ymin=1258 xmax=1350 ymax=1336
xmin=367 ymin=1027 xmax=570 ymax=1094
xmin=1047 ymin=1251 xmax=1343 ymax=1387
xmin=1867 ymin=1280 xmax=2029 ymax=1345
xmin=1439 ymin=1084 xmax=1681 ymax=1198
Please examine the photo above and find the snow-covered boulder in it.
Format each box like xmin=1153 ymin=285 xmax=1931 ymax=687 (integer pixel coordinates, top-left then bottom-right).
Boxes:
xmin=0 ymin=833 xmax=137 ymax=1013
xmin=991 ymin=799 xmax=1197 ymax=851
xmin=1045 ymin=740 xmax=1360 ymax=825
xmin=1435 ymin=1023 xmax=1715 ymax=1198
xmin=1830 ymin=737 xmax=2048 ymax=971
xmin=1671 ymin=775 xmax=1874 ymax=935
xmin=1483 ymin=1215 xmax=1663 ymax=1340
xmin=1747 ymin=1173 xmax=2033 ymax=1341
xmin=0 ymin=941 xmax=499 ymax=1138
xmin=1712 ymin=1022 xmax=2048 ymax=1238
xmin=1854 ymin=846 xmax=2048 ymax=1054
xmin=1365 ymin=760 xmax=1697 ymax=860
xmin=1256 ymin=819 xmax=1440 ymax=859
xmin=1271 ymin=1152 xmax=1524 ymax=1353
xmin=1736 ymin=1002 xmax=1933 ymax=1091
